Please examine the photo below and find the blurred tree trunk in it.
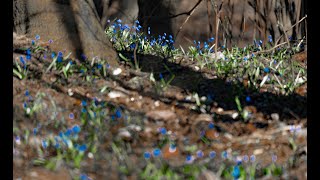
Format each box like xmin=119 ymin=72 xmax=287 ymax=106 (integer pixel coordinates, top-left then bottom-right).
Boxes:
xmin=13 ymin=0 xmax=119 ymax=65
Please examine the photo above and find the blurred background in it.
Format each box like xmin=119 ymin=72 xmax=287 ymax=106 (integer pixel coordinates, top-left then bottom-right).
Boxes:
xmin=13 ymin=0 xmax=307 ymax=59
xmin=107 ymin=0 xmax=307 ymax=48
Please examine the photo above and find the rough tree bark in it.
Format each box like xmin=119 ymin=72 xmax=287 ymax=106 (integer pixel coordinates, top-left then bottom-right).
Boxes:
xmin=13 ymin=0 xmax=119 ymax=66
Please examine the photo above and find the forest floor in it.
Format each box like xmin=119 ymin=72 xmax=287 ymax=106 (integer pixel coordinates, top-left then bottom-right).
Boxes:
xmin=13 ymin=35 xmax=307 ymax=180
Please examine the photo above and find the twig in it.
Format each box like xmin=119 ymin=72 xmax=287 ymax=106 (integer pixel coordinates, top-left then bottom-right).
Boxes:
xmin=253 ymin=41 xmax=288 ymax=55
xmin=175 ymin=0 xmax=203 ymax=39
xmin=274 ymin=15 xmax=307 ymax=46
xmin=214 ymin=1 xmax=223 ymax=61
xmin=133 ymin=42 xmax=139 ymax=71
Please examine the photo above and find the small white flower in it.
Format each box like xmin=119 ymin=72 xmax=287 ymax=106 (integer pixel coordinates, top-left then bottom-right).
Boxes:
xmin=154 ymin=101 xmax=160 ymax=107
xmin=88 ymin=152 xmax=94 ymax=159
xmin=113 ymin=68 xmax=122 ymax=75
xmin=68 ymin=89 xmax=74 ymax=96
xmin=108 ymin=91 xmax=124 ymax=98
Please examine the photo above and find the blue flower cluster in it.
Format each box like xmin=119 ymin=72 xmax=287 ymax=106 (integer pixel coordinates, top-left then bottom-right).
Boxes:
xmin=37 ymin=124 xmax=85 ymax=152
xmin=107 ymin=18 xmax=176 ymax=54
xmin=193 ymin=37 xmax=215 ymax=54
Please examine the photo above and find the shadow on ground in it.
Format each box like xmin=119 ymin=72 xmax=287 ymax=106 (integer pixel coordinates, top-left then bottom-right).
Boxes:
xmin=114 ymin=51 xmax=307 ymax=121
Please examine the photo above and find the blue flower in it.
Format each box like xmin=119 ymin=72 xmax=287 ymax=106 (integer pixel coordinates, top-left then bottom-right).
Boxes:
xmin=130 ymin=43 xmax=136 ymax=49
xmin=115 ymin=109 xmax=122 ymax=118
xmin=144 ymin=151 xmax=151 ymax=159
xmin=81 ymin=100 xmax=87 ymax=106
xmin=31 ymin=40 xmax=35 ymax=45
xmin=35 ymin=35 xmax=40 ymax=40
xmin=80 ymin=174 xmax=90 ymax=180
xmin=81 ymin=54 xmax=87 ymax=60
xmin=153 ymin=148 xmax=161 ymax=157
xmin=259 ymin=40 xmax=263 ymax=45
xmin=136 ymin=25 xmax=142 ymax=31
xmin=268 ymin=35 xmax=273 ymax=42
xmin=59 ymin=131 xmax=64 ymax=138
xmin=243 ymin=57 xmax=248 ymax=61
xmin=236 ymin=159 xmax=242 ymax=165
xmin=208 ymin=37 xmax=215 ymax=43
xmin=232 ymin=165 xmax=240 ymax=179
xmin=264 ymin=67 xmax=270 ymax=73
xmin=81 ymin=108 xmax=87 ymax=113
xmin=196 ymin=41 xmax=200 ymax=49
xmin=20 ymin=56 xmax=26 ymax=65
xmin=33 ymin=128 xmax=38 ymax=135
xmin=243 ymin=155 xmax=249 ymax=162
xmin=159 ymin=127 xmax=167 ymax=135
xmin=148 ymin=27 xmax=151 ymax=35
xmin=93 ymin=97 xmax=99 ymax=106
xmin=26 ymin=49 xmax=31 ymax=60
xmin=42 ymin=140 xmax=48 ymax=149
xmin=185 ymin=155 xmax=194 ymax=163
xmin=64 ymin=129 xmax=72 ymax=137
xmin=54 ymin=142 xmax=60 ymax=149
xmin=97 ymin=64 xmax=102 ymax=69
xmin=196 ymin=150 xmax=204 ymax=158
xmin=57 ymin=51 xmax=63 ymax=62
xmin=78 ymin=144 xmax=87 ymax=152
xmin=150 ymin=39 xmax=156 ymax=46
xmin=48 ymin=39 xmax=53 ymax=44
xmin=208 ymin=122 xmax=214 ymax=129
xmin=135 ymin=20 xmax=139 ymax=24
xmin=51 ymin=52 xmax=56 ymax=59
xmin=250 ymin=155 xmax=255 ymax=162
xmin=169 ymin=144 xmax=176 ymax=152
xmin=25 ymin=90 xmax=30 ymax=96
xmin=15 ymin=136 xmax=21 ymax=144
xmin=245 ymin=96 xmax=251 ymax=103
xmin=221 ymin=151 xmax=228 ymax=159
xmin=116 ymin=19 xmax=122 ymax=23
xmin=209 ymin=151 xmax=216 ymax=159
xmin=159 ymin=73 xmax=163 ymax=79
xmin=204 ymin=42 xmax=209 ymax=49
xmin=72 ymin=125 xmax=81 ymax=134
xmin=106 ymin=64 xmax=110 ymax=68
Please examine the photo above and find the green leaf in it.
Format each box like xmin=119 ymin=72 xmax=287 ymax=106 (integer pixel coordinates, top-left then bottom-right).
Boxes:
xmin=254 ymin=67 xmax=260 ymax=80
xmin=13 ymin=69 xmax=23 ymax=79
xmin=235 ymin=96 xmax=242 ymax=112
xmin=100 ymin=85 xmax=109 ymax=93
xmin=119 ymin=53 xmax=130 ymax=62
xmin=46 ymin=56 xmax=58 ymax=73
xmin=260 ymin=75 xmax=269 ymax=87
